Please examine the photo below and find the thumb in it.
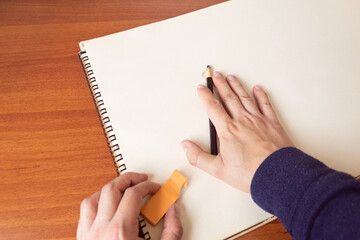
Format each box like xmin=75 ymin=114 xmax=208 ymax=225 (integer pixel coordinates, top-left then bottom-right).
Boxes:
xmin=181 ymin=140 xmax=223 ymax=177
xmin=160 ymin=204 xmax=183 ymax=240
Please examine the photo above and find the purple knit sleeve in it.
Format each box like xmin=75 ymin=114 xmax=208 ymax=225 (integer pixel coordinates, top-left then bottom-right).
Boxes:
xmin=250 ymin=147 xmax=360 ymax=240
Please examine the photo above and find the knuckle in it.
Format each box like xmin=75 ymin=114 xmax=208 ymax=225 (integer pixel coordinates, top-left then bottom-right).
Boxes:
xmin=163 ymin=223 xmax=184 ymax=239
xmin=101 ymin=183 xmax=114 ymax=194
xmin=235 ymin=79 xmax=243 ymax=86
xmin=259 ymin=92 xmax=271 ymax=106
xmin=121 ymin=172 xmax=130 ymax=178
xmin=241 ymin=115 xmax=254 ymax=127
xmin=252 ymin=115 xmax=266 ymax=128
xmin=223 ymin=121 xmax=241 ymax=135
xmin=80 ymin=197 xmax=94 ymax=211
xmin=257 ymin=88 xmax=267 ymax=97
xmin=231 ymin=79 xmax=243 ymax=88
xmin=222 ymin=91 xmax=236 ymax=102
xmin=217 ymin=76 xmax=227 ymax=83
xmin=189 ymin=157 xmax=198 ymax=167
xmin=173 ymin=223 xmax=184 ymax=238
xmin=207 ymin=98 xmax=222 ymax=109
xmin=121 ymin=171 xmax=133 ymax=178
xmin=239 ymin=95 xmax=251 ymax=102
xmin=124 ymin=187 xmax=141 ymax=200
xmin=262 ymin=100 xmax=272 ymax=108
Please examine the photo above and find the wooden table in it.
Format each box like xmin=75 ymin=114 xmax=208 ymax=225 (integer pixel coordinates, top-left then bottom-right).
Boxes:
xmin=0 ymin=1 xmax=291 ymax=239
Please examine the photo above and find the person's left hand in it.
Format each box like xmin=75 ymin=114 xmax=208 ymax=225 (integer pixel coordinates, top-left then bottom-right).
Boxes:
xmin=77 ymin=172 xmax=183 ymax=240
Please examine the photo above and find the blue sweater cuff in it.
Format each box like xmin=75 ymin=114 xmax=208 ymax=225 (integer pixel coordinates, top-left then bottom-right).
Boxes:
xmin=250 ymin=147 xmax=360 ymax=239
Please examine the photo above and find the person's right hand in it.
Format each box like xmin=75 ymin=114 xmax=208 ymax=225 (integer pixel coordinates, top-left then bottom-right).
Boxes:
xmin=181 ymin=72 xmax=294 ymax=193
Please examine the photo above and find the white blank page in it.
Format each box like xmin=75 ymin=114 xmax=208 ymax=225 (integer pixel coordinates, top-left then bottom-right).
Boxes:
xmin=80 ymin=0 xmax=360 ymax=239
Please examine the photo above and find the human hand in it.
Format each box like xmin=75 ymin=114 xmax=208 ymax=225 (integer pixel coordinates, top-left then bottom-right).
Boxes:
xmin=77 ymin=172 xmax=183 ymax=240
xmin=181 ymin=72 xmax=294 ymax=193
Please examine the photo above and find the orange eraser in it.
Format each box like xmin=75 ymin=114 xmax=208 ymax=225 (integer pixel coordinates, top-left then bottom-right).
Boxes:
xmin=140 ymin=170 xmax=188 ymax=225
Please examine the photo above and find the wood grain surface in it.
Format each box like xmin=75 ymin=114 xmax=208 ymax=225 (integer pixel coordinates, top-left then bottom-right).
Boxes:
xmin=0 ymin=1 xmax=291 ymax=239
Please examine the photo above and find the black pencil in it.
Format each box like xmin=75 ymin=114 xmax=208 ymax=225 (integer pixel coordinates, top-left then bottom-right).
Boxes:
xmin=204 ymin=65 xmax=218 ymax=155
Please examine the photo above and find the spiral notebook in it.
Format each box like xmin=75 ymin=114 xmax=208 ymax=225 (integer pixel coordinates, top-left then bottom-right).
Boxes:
xmin=78 ymin=0 xmax=360 ymax=239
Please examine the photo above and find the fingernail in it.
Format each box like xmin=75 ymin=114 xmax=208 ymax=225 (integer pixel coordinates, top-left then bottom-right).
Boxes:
xmin=227 ymin=75 xmax=236 ymax=81
xmin=197 ymin=84 xmax=206 ymax=89
xmin=213 ymin=71 xmax=222 ymax=77
xmin=254 ymin=85 xmax=262 ymax=91
xmin=180 ymin=142 xmax=188 ymax=153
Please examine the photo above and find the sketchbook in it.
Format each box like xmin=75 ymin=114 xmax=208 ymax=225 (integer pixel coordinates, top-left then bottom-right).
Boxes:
xmin=78 ymin=0 xmax=360 ymax=239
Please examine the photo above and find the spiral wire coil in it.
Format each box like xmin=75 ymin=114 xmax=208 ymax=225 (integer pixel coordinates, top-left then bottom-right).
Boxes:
xmin=79 ymin=51 xmax=127 ymax=175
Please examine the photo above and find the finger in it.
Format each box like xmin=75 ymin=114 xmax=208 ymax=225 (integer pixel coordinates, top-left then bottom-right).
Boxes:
xmin=160 ymin=204 xmax=183 ymax=240
xmin=181 ymin=140 xmax=224 ymax=178
xmin=97 ymin=172 xmax=148 ymax=222
xmin=197 ymin=84 xmax=231 ymax=132
xmin=76 ymin=222 xmax=82 ymax=240
xmin=115 ymin=181 xmax=161 ymax=222
xmin=226 ymin=75 xmax=260 ymax=115
xmin=253 ymin=86 xmax=277 ymax=121
xmin=211 ymin=71 xmax=244 ymax=118
xmin=79 ymin=191 xmax=101 ymax=233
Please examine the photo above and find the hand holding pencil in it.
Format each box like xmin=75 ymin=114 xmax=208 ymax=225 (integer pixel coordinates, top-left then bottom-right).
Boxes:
xmin=181 ymin=70 xmax=294 ymax=193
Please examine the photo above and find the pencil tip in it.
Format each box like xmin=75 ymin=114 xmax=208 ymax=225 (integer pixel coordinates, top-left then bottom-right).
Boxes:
xmin=203 ymin=65 xmax=212 ymax=78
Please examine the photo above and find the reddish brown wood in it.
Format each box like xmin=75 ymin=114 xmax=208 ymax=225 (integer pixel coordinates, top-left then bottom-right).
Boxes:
xmin=0 ymin=1 xmax=291 ymax=239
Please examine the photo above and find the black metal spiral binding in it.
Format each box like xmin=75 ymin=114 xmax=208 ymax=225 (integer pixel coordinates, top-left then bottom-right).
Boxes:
xmin=78 ymin=51 xmax=150 ymax=239
xmin=78 ymin=51 xmax=127 ymax=176
xmin=139 ymin=217 xmax=151 ymax=240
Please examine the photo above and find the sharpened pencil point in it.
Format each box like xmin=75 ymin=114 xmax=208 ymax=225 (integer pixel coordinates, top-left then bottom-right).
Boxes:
xmin=204 ymin=65 xmax=212 ymax=78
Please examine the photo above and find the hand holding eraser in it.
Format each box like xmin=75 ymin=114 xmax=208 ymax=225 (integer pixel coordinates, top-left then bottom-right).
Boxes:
xmin=141 ymin=170 xmax=188 ymax=225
